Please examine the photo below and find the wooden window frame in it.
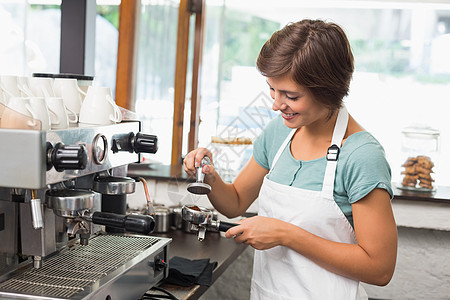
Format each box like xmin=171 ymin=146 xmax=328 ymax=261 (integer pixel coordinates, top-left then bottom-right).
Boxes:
xmin=171 ymin=0 xmax=206 ymax=166
xmin=115 ymin=0 xmax=140 ymax=110
xmin=115 ymin=0 xmax=205 ymax=166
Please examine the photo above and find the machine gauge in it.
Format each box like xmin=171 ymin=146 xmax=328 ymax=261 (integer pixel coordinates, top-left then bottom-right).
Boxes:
xmin=92 ymin=134 xmax=108 ymax=164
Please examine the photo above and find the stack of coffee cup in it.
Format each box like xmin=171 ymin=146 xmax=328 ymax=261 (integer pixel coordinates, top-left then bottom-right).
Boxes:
xmin=0 ymin=75 xmax=83 ymax=130
xmin=0 ymin=75 xmax=48 ymax=130
xmin=0 ymin=75 xmax=122 ymax=130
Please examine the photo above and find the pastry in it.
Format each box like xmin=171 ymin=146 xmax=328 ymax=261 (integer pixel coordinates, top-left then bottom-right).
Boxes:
xmin=401 ymin=155 xmax=435 ymax=189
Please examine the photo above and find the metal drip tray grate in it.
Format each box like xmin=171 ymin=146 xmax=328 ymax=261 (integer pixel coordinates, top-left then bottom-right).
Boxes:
xmin=0 ymin=234 xmax=161 ymax=299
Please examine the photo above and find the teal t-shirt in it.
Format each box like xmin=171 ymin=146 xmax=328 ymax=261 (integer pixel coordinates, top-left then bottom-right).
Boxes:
xmin=253 ymin=115 xmax=393 ymax=227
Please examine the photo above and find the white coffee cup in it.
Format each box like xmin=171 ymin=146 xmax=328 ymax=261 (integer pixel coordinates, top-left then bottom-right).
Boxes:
xmin=53 ymin=78 xmax=86 ymax=116
xmin=28 ymin=97 xmax=53 ymax=131
xmin=46 ymin=97 xmax=78 ymax=129
xmin=0 ymin=89 xmax=6 ymax=105
xmin=77 ymin=77 xmax=93 ymax=100
xmin=4 ymin=97 xmax=34 ymax=118
xmin=27 ymin=77 xmax=55 ymax=98
xmin=79 ymin=86 xmax=122 ymax=125
xmin=17 ymin=76 xmax=32 ymax=97
xmin=1 ymin=97 xmax=41 ymax=130
xmin=0 ymin=75 xmax=22 ymax=100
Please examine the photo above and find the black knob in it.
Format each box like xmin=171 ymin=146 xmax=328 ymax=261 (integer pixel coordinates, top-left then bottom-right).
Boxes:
xmin=133 ymin=133 xmax=158 ymax=154
xmin=51 ymin=143 xmax=88 ymax=172
xmin=154 ymin=258 xmax=167 ymax=271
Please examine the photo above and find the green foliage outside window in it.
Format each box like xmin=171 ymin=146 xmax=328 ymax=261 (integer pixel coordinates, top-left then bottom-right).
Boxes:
xmin=221 ymin=11 xmax=279 ymax=81
xmin=97 ymin=5 xmax=119 ymax=29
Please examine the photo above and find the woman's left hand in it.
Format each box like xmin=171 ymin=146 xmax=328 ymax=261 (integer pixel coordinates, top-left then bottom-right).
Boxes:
xmin=224 ymin=216 xmax=288 ymax=250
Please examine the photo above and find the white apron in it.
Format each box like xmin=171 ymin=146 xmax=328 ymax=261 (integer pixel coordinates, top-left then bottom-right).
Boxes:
xmin=251 ymin=106 xmax=363 ymax=300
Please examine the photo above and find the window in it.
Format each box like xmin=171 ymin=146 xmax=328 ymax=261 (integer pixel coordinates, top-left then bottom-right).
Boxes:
xmin=96 ymin=0 xmax=120 ymax=92
xmin=192 ymin=0 xmax=450 ymax=185
xmin=0 ymin=0 xmax=119 ymax=91
xmin=134 ymin=0 xmax=179 ymax=164
xmin=0 ymin=0 xmax=61 ymax=75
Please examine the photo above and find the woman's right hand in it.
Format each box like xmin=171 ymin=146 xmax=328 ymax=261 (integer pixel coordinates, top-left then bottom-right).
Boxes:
xmin=183 ymin=147 xmax=215 ymax=177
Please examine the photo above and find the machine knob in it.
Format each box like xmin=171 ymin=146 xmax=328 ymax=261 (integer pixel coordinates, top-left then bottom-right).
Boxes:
xmin=133 ymin=133 xmax=158 ymax=154
xmin=50 ymin=143 xmax=88 ymax=172
xmin=154 ymin=258 xmax=167 ymax=271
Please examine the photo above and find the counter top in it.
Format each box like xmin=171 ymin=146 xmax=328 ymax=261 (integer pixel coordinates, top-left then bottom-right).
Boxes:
xmin=129 ymin=163 xmax=450 ymax=204
xmin=391 ymin=186 xmax=450 ymax=231
xmin=393 ymin=185 xmax=450 ymax=204
xmin=392 ymin=198 xmax=450 ymax=231
xmin=128 ymin=163 xmax=194 ymax=182
xmin=143 ymin=230 xmax=248 ymax=300
xmin=129 ymin=163 xmax=450 ymax=232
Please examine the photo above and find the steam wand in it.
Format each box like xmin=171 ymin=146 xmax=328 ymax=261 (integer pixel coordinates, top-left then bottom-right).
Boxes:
xmin=134 ymin=177 xmax=155 ymax=216
xmin=30 ymin=189 xmax=43 ymax=268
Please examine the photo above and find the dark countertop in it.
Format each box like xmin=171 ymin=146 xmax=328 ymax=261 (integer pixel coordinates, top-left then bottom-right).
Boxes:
xmin=128 ymin=163 xmax=194 ymax=182
xmin=392 ymin=185 xmax=450 ymax=204
xmin=143 ymin=229 xmax=248 ymax=300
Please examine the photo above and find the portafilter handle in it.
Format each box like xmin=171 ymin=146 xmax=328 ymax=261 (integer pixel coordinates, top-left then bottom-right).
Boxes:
xmin=215 ymin=220 xmax=238 ymax=232
xmin=86 ymin=212 xmax=156 ymax=235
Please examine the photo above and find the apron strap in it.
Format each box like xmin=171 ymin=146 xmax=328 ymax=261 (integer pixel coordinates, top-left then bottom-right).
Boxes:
xmin=269 ymin=106 xmax=349 ymax=199
xmin=321 ymin=106 xmax=349 ymax=200
xmin=269 ymin=128 xmax=296 ymax=173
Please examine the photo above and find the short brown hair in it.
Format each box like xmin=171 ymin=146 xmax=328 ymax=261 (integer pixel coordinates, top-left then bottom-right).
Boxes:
xmin=256 ymin=19 xmax=354 ymax=113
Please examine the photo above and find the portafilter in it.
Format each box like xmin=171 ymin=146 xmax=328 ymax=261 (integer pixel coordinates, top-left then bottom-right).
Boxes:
xmin=45 ymin=189 xmax=156 ymax=245
xmin=181 ymin=205 xmax=237 ymax=241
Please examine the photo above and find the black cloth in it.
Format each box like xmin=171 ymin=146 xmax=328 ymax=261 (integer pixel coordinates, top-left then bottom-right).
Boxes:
xmin=163 ymin=256 xmax=218 ymax=287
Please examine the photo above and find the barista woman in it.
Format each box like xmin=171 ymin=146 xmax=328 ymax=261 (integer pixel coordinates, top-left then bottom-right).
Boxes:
xmin=183 ymin=19 xmax=397 ymax=299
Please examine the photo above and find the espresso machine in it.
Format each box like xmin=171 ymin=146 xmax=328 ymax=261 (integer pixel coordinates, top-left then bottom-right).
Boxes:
xmin=0 ymin=120 xmax=171 ymax=299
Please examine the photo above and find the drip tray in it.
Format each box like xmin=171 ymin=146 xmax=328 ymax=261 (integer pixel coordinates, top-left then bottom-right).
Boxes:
xmin=0 ymin=234 xmax=170 ymax=300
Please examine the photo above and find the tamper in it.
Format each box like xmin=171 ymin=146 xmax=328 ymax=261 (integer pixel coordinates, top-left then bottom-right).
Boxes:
xmin=187 ymin=157 xmax=212 ymax=195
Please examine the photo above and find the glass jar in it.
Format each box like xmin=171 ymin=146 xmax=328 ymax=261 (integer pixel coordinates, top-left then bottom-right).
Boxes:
xmin=399 ymin=126 xmax=440 ymax=191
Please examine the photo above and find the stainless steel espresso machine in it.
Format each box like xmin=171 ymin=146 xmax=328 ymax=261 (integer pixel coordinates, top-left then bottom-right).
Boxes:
xmin=0 ymin=121 xmax=171 ymax=300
